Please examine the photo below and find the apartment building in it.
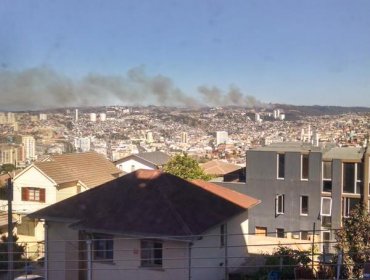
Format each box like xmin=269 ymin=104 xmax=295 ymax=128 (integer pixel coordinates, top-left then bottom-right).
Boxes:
xmin=245 ymin=142 xmax=370 ymax=253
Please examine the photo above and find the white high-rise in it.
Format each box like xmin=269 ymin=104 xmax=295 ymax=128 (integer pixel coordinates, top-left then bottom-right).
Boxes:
xmin=216 ymin=131 xmax=228 ymax=146
xmin=22 ymin=135 xmax=36 ymax=161
xmin=90 ymin=113 xmax=97 ymax=122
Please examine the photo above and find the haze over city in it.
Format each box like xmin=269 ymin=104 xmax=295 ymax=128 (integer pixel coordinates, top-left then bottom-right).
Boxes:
xmin=1 ymin=0 xmax=370 ymax=110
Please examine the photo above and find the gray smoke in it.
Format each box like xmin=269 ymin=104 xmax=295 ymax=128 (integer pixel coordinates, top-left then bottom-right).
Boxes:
xmin=198 ymin=85 xmax=263 ymax=107
xmin=0 ymin=66 xmax=262 ymax=110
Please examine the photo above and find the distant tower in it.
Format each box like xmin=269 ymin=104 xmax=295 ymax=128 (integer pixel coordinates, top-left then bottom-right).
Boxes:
xmin=39 ymin=113 xmax=47 ymax=121
xmin=216 ymin=131 xmax=228 ymax=146
xmin=90 ymin=113 xmax=97 ymax=122
xmin=181 ymin=132 xmax=188 ymax=144
xmin=255 ymin=113 xmax=262 ymax=122
xmin=146 ymin=131 xmax=154 ymax=143
xmin=22 ymin=135 xmax=36 ymax=161
xmin=99 ymin=113 xmax=107 ymax=121
xmin=75 ymin=109 xmax=79 ymax=122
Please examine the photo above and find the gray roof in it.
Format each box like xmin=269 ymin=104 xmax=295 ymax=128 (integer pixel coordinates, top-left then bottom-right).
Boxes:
xmin=115 ymin=151 xmax=170 ymax=166
xmin=323 ymin=147 xmax=365 ymax=161
xmin=252 ymin=142 xmax=322 ymax=153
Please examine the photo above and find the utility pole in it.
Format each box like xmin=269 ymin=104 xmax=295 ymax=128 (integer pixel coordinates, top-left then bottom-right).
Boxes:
xmin=7 ymin=177 xmax=14 ymax=280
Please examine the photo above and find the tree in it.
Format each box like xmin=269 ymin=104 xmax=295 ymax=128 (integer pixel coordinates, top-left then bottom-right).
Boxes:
xmin=0 ymin=164 xmax=16 ymax=174
xmin=163 ymin=153 xmax=212 ymax=180
xmin=0 ymin=234 xmax=26 ymax=271
xmin=335 ymin=203 xmax=370 ymax=279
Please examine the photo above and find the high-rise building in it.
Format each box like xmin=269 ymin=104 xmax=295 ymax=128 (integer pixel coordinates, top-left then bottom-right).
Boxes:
xmin=39 ymin=113 xmax=47 ymax=121
xmin=216 ymin=131 xmax=228 ymax=146
xmin=21 ymin=135 xmax=36 ymax=161
xmin=74 ymin=137 xmax=91 ymax=152
xmin=100 ymin=113 xmax=107 ymax=121
xmin=90 ymin=113 xmax=97 ymax=122
xmin=181 ymin=132 xmax=188 ymax=144
xmin=0 ymin=144 xmax=18 ymax=165
xmin=146 ymin=131 xmax=154 ymax=143
xmin=75 ymin=109 xmax=79 ymax=122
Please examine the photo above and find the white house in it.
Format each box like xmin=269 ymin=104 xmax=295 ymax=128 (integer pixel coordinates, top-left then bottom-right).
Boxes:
xmin=0 ymin=152 xmax=121 ymax=256
xmin=114 ymin=151 xmax=170 ymax=173
xmin=30 ymin=170 xmax=260 ymax=280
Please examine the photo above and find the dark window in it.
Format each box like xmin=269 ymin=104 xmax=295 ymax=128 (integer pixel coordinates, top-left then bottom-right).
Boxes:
xmin=21 ymin=187 xmax=45 ymax=202
xmin=276 ymin=228 xmax=285 ymax=238
xmin=276 ymin=194 xmax=284 ymax=215
xmin=277 ymin=154 xmax=285 ymax=179
xmin=342 ymin=197 xmax=361 ymax=218
xmin=220 ymin=224 xmax=225 ymax=247
xmin=322 ymin=161 xmax=332 ymax=192
xmin=301 ymin=154 xmax=309 ymax=180
xmin=343 ymin=163 xmax=355 ymax=193
xmin=93 ymin=234 xmax=113 ymax=261
xmin=321 ymin=216 xmax=332 ymax=227
xmin=300 ymin=196 xmax=309 ymax=215
xmin=343 ymin=163 xmax=362 ymax=194
xmin=141 ymin=240 xmax=163 ymax=267
xmin=300 ymin=231 xmax=309 ymax=240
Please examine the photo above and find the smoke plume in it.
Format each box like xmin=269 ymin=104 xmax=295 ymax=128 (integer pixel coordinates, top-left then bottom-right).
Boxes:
xmin=0 ymin=66 xmax=262 ymax=110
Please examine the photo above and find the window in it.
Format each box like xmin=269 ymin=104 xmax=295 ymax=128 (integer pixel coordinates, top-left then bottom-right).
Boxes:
xmin=220 ymin=224 xmax=225 ymax=247
xmin=300 ymin=196 xmax=309 ymax=215
xmin=255 ymin=226 xmax=267 ymax=236
xmin=277 ymin=154 xmax=285 ymax=179
xmin=276 ymin=228 xmax=285 ymax=238
xmin=300 ymin=231 xmax=309 ymax=240
xmin=342 ymin=197 xmax=361 ymax=218
xmin=141 ymin=240 xmax=163 ymax=267
xmin=93 ymin=234 xmax=113 ymax=261
xmin=321 ymin=216 xmax=332 ymax=227
xmin=320 ymin=197 xmax=332 ymax=216
xmin=301 ymin=154 xmax=309 ymax=180
xmin=21 ymin=187 xmax=45 ymax=202
xmin=276 ymin=194 xmax=284 ymax=215
xmin=343 ymin=163 xmax=363 ymax=194
xmin=322 ymin=161 xmax=332 ymax=193
xmin=322 ymin=231 xmax=331 ymax=254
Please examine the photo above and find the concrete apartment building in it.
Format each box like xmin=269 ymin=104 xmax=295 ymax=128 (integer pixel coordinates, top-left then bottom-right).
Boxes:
xmin=245 ymin=142 xmax=370 ymax=253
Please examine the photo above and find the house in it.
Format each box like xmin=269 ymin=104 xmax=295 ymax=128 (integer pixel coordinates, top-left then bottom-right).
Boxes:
xmin=0 ymin=152 xmax=122 ymax=256
xmin=243 ymin=142 xmax=370 ymax=254
xmin=114 ymin=151 xmax=170 ymax=173
xmin=30 ymin=169 xmax=260 ymax=280
xmin=201 ymin=159 xmax=246 ymax=182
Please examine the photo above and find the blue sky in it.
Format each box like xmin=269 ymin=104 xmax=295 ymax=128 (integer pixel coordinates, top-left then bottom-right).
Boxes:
xmin=1 ymin=0 xmax=370 ymax=109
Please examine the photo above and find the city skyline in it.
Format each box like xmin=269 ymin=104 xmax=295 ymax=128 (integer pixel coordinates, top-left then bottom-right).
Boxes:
xmin=1 ymin=0 xmax=370 ymax=110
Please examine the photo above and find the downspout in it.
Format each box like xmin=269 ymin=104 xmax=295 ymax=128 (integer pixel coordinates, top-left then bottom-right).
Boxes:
xmin=44 ymin=221 xmax=48 ymax=280
xmin=188 ymin=242 xmax=192 ymax=280
xmin=224 ymin=224 xmax=228 ymax=280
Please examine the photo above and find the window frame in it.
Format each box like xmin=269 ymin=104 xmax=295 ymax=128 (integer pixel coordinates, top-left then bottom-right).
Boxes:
xmin=320 ymin=197 xmax=332 ymax=217
xmin=301 ymin=154 xmax=309 ymax=180
xmin=276 ymin=194 xmax=285 ymax=215
xmin=342 ymin=162 xmax=363 ymax=194
xmin=342 ymin=197 xmax=361 ymax=218
xmin=322 ymin=161 xmax=333 ymax=193
xmin=277 ymin=153 xmax=285 ymax=180
xmin=21 ymin=187 xmax=45 ymax=202
xmin=92 ymin=234 xmax=114 ymax=261
xmin=300 ymin=195 xmax=309 ymax=216
xmin=276 ymin=228 xmax=285 ymax=238
xmin=140 ymin=240 xmax=163 ymax=267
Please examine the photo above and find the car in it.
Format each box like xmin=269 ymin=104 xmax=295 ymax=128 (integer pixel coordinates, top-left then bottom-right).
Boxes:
xmin=14 ymin=275 xmax=45 ymax=280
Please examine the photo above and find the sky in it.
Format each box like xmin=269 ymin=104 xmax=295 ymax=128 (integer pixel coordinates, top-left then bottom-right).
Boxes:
xmin=1 ymin=0 xmax=370 ymax=110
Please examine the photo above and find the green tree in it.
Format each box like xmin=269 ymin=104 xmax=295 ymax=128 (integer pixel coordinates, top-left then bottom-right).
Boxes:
xmin=0 ymin=164 xmax=16 ymax=174
xmin=0 ymin=234 xmax=26 ymax=271
xmin=335 ymin=203 xmax=370 ymax=279
xmin=163 ymin=153 xmax=211 ymax=180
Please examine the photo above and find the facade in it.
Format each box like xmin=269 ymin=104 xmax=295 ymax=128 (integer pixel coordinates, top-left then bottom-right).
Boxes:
xmin=30 ymin=170 xmax=260 ymax=280
xmin=216 ymin=131 xmax=228 ymax=146
xmin=0 ymin=144 xmax=19 ymax=165
xmin=115 ymin=151 xmax=170 ymax=173
xmin=245 ymin=142 xmax=370 ymax=253
xmin=21 ymin=135 xmax=36 ymax=161
xmin=0 ymin=152 xmax=121 ymax=253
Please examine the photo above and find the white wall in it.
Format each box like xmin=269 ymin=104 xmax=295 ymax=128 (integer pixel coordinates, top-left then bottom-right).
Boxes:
xmin=12 ymin=166 xmax=57 ymax=214
xmin=116 ymin=159 xmax=156 ymax=173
